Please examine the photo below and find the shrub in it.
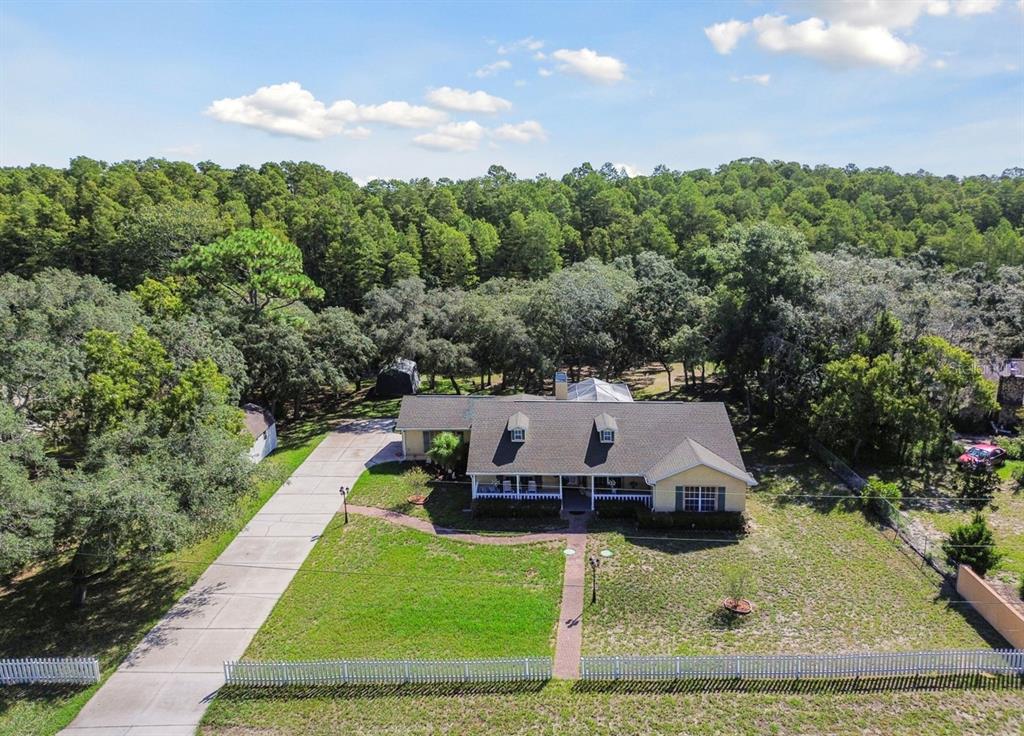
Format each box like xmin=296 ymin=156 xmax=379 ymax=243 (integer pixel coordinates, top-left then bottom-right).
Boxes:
xmin=958 ymin=467 xmax=998 ymax=509
xmin=471 ymin=498 xmax=560 ymax=518
xmin=723 ymin=564 xmax=752 ymax=602
xmin=942 ymin=512 xmax=1002 ymax=576
xmin=636 ymin=510 xmax=746 ymax=532
xmin=996 ymin=437 xmax=1024 ymax=461
xmin=427 ymin=431 xmax=466 ymax=474
xmin=597 ymin=500 xmax=643 ymax=520
xmin=1013 ymin=464 xmax=1024 ymax=492
xmin=861 ymin=477 xmax=901 ymax=521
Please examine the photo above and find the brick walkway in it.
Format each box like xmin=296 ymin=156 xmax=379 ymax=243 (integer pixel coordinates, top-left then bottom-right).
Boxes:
xmin=554 ymin=516 xmax=588 ymax=679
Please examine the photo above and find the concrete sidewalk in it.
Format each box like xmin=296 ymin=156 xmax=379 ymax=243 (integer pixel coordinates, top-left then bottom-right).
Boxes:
xmin=553 ymin=516 xmax=587 ymax=679
xmin=60 ymin=418 xmax=401 ymax=736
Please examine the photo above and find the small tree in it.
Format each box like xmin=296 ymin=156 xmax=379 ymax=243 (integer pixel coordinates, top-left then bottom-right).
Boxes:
xmin=861 ymin=477 xmax=901 ymax=522
xmin=942 ymin=513 xmax=1002 ymax=576
xmin=958 ymin=467 xmax=998 ymax=510
xmin=427 ymin=432 xmax=465 ymax=475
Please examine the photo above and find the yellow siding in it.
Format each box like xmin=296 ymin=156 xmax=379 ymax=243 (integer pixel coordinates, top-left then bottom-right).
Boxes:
xmin=651 ymin=466 xmax=748 ymax=513
xmin=403 ymin=430 xmax=425 ymax=458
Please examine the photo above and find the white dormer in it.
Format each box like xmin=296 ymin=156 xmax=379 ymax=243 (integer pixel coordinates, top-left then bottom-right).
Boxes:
xmin=595 ymin=412 xmax=618 ymax=443
xmin=508 ymin=412 xmax=530 ymax=442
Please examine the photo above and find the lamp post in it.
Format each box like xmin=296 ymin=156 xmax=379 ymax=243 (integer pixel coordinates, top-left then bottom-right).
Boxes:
xmin=339 ymin=485 xmax=349 ymax=524
xmin=590 ymin=549 xmax=614 ymax=605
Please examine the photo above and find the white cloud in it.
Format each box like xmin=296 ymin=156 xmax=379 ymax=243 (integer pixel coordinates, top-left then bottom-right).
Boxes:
xmin=491 ymin=120 xmax=547 ymax=143
xmin=207 ymin=82 xmax=346 ymax=139
xmin=809 ymin=1 xmax=950 ymax=29
xmin=551 ymin=48 xmax=627 ymax=83
xmin=613 ymin=162 xmax=641 ymax=177
xmin=413 ymin=121 xmax=486 ymax=152
xmin=206 ymin=82 xmax=446 ymax=139
xmin=952 ymin=0 xmax=1000 ymax=15
xmin=353 ymin=100 xmax=448 ymax=128
xmin=474 ymin=60 xmax=511 ymax=78
xmin=931 ymin=58 xmax=949 ymax=69
xmin=498 ymin=36 xmax=544 ymax=54
xmin=751 ymin=15 xmax=924 ymax=69
xmin=342 ymin=126 xmax=372 ymax=139
xmin=730 ymin=73 xmax=772 ymax=85
xmin=425 ymin=86 xmax=512 ymax=113
xmin=538 ymin=67 xmax=554 ymax=77
xmin=704 ymin=20 xmax=751 ymax=54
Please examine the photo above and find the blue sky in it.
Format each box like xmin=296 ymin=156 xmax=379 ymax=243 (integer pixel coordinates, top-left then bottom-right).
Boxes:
xmin=2 ymin=1 xmax=1022 ymax=179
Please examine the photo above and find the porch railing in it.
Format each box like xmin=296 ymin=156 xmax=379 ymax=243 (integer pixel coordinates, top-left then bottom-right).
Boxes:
xmin=476 ymin=485 xmax=561 ymax=500
xmin=594 ymin=493 xmax=653 ymax=507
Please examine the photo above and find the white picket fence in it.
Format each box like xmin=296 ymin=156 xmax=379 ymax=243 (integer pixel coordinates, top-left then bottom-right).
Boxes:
xmin=0 ymin=657 xmax=100 ymax=685
xmin=580 ymin=650 xmax=1024 ymax=681
xmin=224 ymin=657 xmax=552 ymax=686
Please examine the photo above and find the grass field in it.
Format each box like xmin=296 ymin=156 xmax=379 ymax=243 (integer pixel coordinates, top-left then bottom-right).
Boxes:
xmin=582 ymin=462 xmax=999 ymax=655
xmin=0 ymin=423 xmax=327 ymax=736
xmin=200 ymin=677 xmax=1024 ymax=736
xmin=241 ymin=515 xmax=563 ymax=659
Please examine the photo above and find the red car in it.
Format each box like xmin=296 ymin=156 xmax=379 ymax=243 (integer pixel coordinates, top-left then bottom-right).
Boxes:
xmin=957 ymin=443 xmax=1008 ymax=470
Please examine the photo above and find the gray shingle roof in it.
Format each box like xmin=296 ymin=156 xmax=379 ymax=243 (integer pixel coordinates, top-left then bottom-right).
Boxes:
xmin=453 ymin=399 xmax=751 ymax=481
xmin=394 ymin=394 xmax=548 ymax=430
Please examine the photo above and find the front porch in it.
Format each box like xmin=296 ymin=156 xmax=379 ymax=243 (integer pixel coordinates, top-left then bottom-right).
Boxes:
xmin=471 ymin=474 xmax=653 ymax=511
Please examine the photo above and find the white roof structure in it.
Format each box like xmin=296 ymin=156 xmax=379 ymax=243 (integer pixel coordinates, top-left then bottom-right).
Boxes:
xmin=567 ymin=377 xmax=633 ymax=402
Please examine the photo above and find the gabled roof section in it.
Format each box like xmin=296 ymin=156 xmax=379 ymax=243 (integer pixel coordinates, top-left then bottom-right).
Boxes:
xmin=644 ymin=438 xmax=757 ymax=486
xmin=594 ymin=412 xmax=618 ymax=432
xmin=507 ymin=412 xmax=530 ymax=431
xmin=395 ymin=393 xmax=549 ymax=430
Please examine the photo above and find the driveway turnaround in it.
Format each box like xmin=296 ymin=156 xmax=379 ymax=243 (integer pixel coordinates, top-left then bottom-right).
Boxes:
xmin=60 ymin=418 xmax=400 ymax=736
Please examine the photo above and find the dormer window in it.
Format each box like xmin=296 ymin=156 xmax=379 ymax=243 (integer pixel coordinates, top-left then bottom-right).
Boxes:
xmin=507 ymin=411 xmax=530 ymax=443
xmin=594 ymin=412 xmax=618 ymax=444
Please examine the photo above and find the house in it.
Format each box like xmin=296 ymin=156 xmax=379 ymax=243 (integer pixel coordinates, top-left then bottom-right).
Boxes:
xmin=982 ymin=358 xmax=1024 ymax=427
xmin=395 ymin=390 xmax=756 ymax=514
xmin=375 ymin=358 xmax=420 ymax=397
xmin=243 ymin=403 xmax=277 ymax=463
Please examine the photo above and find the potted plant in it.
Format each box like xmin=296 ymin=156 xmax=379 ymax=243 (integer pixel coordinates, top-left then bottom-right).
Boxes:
xmin=722 ymin=565 xmax=754 ymax=615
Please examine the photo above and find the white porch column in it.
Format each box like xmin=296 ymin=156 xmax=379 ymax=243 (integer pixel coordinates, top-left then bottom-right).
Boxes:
xmin=516 ymin=475 xmax=521 ymax=495
xmin=471 ymin=475 xmax=478 ymax=499
xmin=590 ymin=476 xmax=595 ymax=510
xmin=558 ymin=475 xmax=563 ymax=500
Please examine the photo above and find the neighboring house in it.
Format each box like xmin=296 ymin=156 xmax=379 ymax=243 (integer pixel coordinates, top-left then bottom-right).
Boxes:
xmin=243 ymin=403 xmax=278 ymax=463
xmin=375 ymin=358 xmax=420 ymax=397
xmin=982 ymin=358 xmax=1024 ymax=427
xmin=395 ymin=393 xmax=756 ymax=514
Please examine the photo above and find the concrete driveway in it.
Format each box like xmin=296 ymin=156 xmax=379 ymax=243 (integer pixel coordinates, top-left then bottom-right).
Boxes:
xmin=60 ymin=418 xmax=401 ymax=736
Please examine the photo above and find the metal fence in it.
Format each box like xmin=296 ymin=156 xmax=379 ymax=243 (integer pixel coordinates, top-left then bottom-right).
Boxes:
xmin=807 ymin=438 xmax=953 ymax=578
xmin=580 ymin=650 xmax=1024 ymax=681
xmin=224 ymin=657 xmax=552 ymax=686
xmin=0 ymin=657 xmax=100 ymax=685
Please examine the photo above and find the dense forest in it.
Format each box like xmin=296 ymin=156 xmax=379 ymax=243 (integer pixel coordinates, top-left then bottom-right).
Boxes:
xmin=1 ymin=157 xmax=1022 ymax=597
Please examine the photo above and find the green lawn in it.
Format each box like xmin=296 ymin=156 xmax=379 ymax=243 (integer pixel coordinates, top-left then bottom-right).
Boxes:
xmin=583 ymin=464 xmax=999 ymax=655
xmin=0 ymin=424 xmax=326 ymax=736
xmin=347 ymin=461 xmax=565 ymax=534
xmin=201 ymin=677 xmax=1024 ymax=736
xmin=244 ymin=514 xmax=563 ymax=659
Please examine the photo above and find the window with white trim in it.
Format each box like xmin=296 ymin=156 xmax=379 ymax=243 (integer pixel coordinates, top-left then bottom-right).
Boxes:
xmin=600 ymin=429 xmax=615 ymax=443
xmin=510 ymin=428 xmax=525 ymax=442
xmin=683 ymin=486 xmax=718 ymax=512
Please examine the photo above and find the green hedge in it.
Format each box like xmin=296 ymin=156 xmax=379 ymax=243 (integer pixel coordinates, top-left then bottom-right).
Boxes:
xmin=635 ymin=510 xmax=746 ymax=532
xmin=596 ymin=500 xmax=645 ymax=519
xmin=472 ymin=498 xmax=561 ymax=518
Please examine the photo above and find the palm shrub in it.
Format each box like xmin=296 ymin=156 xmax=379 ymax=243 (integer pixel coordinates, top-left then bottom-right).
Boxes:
xmin=942 ymin=512 xmax=1002 ymax=576
xmin=427 ymin=431 xmax=465 ymax=475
